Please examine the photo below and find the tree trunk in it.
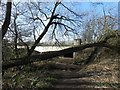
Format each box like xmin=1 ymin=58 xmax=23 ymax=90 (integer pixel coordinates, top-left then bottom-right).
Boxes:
xmin=2 ymin=1 xmax=12 ymax=39
xmin=27 ymin=2 xmax=59 ymax=56
xmin=14 ymin=16 xmax=18 ymax=58
xmin=27 ymin=16 xmax=54 ymax=56
xmin=85 ymin=47 xmax=101 ymax=64
xmin=3 ymin=41 xmax=116 ymax=70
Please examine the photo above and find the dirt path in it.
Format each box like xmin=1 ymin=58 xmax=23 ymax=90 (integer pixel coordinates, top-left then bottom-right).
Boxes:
xmin=46 ymin=58 xmax=119 ymax=88
xmin=48 ymin=64 xmax=100 ymax=88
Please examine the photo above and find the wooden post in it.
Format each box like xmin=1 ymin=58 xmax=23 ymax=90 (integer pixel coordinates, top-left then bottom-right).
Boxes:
xmin=73 ymin=39 xmax=81 ymax=59
xmin=0 ymin=30 xmax=2 ymax=89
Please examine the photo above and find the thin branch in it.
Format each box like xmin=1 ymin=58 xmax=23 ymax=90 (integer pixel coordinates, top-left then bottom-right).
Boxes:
xmin=51 ymin=22 xmax=75 ymax=31
xmin=33 ymin=17 xmax=46 ymax=27
xmin=8 ymin=27 xmax=30 ymax=52
xmin=61 ymin=3 xmax=82 ymax=17
xmin=32 ymin=2 xmax=48 ymax=19
xmin=56 ymin=15 xmax=81 ymax=22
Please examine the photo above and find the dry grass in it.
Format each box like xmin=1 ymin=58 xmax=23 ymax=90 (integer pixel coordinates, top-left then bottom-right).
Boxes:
xmin=3 ymin=47 xmax=120 ymax=89
xmin=78 ymin=58 xmax=119 ymax=88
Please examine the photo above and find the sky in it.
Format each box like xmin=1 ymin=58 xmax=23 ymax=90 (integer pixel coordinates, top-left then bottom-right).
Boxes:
xmin=1 ymin=0 xmax=120 ymax=2
xmin=41 ymin=2 xmax=118 ymax=42
xmin=63 ymin=2 xmax=118 ymax=16
xmin=31 ymin=2 xmax=118 ymax=42
xmin=1 ymin=1 xmax=119 ymax=42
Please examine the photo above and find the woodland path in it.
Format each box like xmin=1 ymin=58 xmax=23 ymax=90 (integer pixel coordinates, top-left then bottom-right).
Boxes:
xmin=45 ymin=57 xmax=119 ymax=88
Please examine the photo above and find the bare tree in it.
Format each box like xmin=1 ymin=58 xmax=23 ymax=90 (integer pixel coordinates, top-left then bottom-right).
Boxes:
xmin=81 ymin=3 xmax=118 ymax=43
xmin=21 ymin=1 xmax=82 ymax=56
xmin=2 ymin=1 xmax=119 ymax=70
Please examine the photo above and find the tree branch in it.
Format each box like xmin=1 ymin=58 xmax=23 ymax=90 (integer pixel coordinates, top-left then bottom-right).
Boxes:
xmin=27 ymin=2 xmax=60 ymax=57
xmin=61 ymin=3 xmax=82 ymax=17
xmin=51 ymin=22 xmax=74 ymax=31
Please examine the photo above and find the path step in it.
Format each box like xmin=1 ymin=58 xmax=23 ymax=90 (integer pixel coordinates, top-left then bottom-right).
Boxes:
xmin=47 ymin=70 xmax=82 ymax=79
xmin=54 ymin=79 xmax=120 ymax=88
xmin=53 ymin=78 xmax=92 ymax=88
xmin=52 ymin=58 xmax=74 ymax=64
xmin=50 ymin=63 xmax=80 ymax=70
xmin=33 ymin=62 xmax=81 ymax=70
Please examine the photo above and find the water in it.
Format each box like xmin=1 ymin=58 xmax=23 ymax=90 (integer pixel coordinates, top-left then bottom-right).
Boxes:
xmin=34 ymin=46 xmax=70 ymax=52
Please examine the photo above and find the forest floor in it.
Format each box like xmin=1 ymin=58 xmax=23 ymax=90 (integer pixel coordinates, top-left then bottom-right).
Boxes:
xmin=50 ymin=57 xmax=119 ymax=88
xmin=3 ymin=48 xmax=120 ymax=89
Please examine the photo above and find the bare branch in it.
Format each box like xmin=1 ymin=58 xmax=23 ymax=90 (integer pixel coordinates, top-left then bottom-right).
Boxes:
xmin=61 ymin=3 xmax=82 ymax=17
xmin=8 ymin=27 xmax=30 ymax=52
xmin=27 ymin=2 xmax=60 ymax=57
xmin=32 ymin=17 xmax=46 ymax=27
xmin=51 ymin=22 xmax=75 ymax=31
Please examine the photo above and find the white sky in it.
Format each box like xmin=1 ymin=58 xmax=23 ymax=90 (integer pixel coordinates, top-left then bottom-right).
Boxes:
xmin=1 ymin=1 xmax=119 ymax=43
xmin=1 ymin=0 xmax=120 ymax=3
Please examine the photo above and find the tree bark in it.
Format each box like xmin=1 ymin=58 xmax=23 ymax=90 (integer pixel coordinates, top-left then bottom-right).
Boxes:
xmin=2 ymin=1 xmax=12 ymax=39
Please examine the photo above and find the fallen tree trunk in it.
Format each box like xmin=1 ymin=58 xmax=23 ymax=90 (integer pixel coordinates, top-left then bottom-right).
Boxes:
xmin=85 ymin=47 xmax=101 ymax=64
xmin=3 ymin=41 xmax=119 ymax=70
